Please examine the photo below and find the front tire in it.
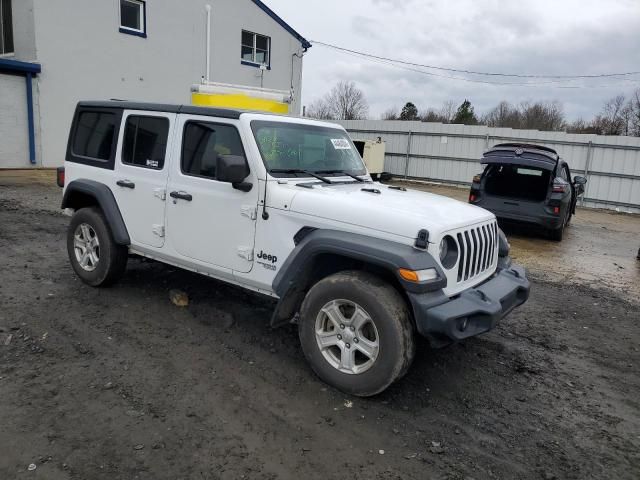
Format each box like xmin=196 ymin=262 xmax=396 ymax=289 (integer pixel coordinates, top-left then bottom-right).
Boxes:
xmin=67 ymin=207 xmax=128 ymax=287
xmin=298 ymin=271 xmax=415 ymax=397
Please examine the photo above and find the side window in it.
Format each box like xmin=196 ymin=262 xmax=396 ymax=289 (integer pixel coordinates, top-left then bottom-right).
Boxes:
xmin=181 ymin=122 xmax=245 ymax=180
xmin=559 ymin=165 xmax=568 ymax=181
xmin=72 ymin=111 xmax=116 ymax=160
xmin=122 ymin=116 xmax=169 ymax=169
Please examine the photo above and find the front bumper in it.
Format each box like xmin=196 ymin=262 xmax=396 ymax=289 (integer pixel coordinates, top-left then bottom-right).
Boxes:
xmin=408 ymin=262 xmax=530 ymax=347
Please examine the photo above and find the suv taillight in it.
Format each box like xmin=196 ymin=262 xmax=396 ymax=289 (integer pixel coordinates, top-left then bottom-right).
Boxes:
xmin=552 ymin=180 xmax=568 ymax=194
xmin=56 ymin=167 xmax=65 ymax=187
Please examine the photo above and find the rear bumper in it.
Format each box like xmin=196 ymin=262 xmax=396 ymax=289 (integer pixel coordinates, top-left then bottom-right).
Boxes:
xmin=473 ymin=199 xmax=566 ymax=229
xmin=408 ymin=263 xmax=530 ymax=347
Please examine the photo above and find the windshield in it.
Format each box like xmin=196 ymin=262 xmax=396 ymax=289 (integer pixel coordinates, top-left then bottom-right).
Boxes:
xmin=250 ymin=120 xmax=366 ymax=177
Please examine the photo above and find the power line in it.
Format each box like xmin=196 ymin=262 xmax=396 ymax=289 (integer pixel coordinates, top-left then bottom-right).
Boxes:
xmin=311 ymin=40 xmax=640 ymax=80
xmin=314 ymin=42 xmax=640 ymax=89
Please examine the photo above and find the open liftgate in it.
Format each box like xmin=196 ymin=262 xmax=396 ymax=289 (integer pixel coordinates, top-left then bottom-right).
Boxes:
xmin=191 ymin=82 xmax=292 ymax=114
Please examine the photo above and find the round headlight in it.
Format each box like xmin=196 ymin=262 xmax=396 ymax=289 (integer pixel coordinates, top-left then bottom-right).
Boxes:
xmin=439 ymin=235 xmax=459 ymax=269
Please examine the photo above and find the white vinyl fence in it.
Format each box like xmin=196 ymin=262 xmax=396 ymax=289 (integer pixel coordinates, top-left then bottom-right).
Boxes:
xmin=338 ymin=120 xmax=640 ymax=214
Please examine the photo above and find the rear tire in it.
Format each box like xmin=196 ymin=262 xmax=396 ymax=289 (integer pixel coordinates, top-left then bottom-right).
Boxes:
xmin=67 ymin=207 xmax=128 ymax=287
xmin=298 ymin=271 xmax=415 ymax=397
xmin=549 ymin=225 xmax=564 ymax=241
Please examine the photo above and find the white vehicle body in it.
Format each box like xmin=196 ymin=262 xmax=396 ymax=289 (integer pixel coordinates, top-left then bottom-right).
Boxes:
xmin=63 ymin=108 xmax=497 ymax=299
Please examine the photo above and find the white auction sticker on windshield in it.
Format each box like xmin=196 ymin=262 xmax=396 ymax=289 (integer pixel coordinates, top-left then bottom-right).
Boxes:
xmin=330 ymin=138 xmax=351 ymax=150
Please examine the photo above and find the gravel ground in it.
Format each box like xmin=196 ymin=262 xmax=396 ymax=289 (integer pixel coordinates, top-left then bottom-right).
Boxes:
xmin=1 ymin=176 xmax=639 ymax=479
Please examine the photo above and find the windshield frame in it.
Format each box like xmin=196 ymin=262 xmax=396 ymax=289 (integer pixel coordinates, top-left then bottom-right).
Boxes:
xmin=249 ymin=119 xmax=367 ymax=179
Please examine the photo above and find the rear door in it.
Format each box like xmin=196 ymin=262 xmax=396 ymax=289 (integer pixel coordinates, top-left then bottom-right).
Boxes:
xmin=165 ymin=114 xmax=258 ymax=273
xmin=112 ymin=111 xmax=176 ymax=248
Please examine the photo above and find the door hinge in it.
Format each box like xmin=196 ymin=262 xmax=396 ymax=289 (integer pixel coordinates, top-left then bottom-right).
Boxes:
xmin=241 ymin=205 xmax=257 ymax=220
xmin=154 ymin=188 xmax=166 ymax=201
xmin=152 ymin=224 xmax=165 ymax=237
xmin=237 ymin=246 xmax=254 ymax=261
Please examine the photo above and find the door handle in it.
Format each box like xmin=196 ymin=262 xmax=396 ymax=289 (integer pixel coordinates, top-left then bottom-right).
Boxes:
xmin=117 ymin=179 xmax=135 ymax=189
xmin=170 ymin=191 xmax=193 ymax=202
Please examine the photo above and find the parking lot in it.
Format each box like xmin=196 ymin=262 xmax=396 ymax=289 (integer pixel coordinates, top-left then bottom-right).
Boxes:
xmin=1 ymin=171 xmax=639 ymax=479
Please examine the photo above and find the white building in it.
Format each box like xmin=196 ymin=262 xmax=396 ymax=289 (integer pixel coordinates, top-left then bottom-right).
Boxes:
xmin=0 ymin=0 xmax=310 ymax=168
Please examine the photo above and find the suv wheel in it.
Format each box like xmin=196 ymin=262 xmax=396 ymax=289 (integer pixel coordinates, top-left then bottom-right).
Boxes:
xmin=298 ymin=271 xmax=415 ymax=397
xmin=67 ymin=207 xmax=128 ymax=287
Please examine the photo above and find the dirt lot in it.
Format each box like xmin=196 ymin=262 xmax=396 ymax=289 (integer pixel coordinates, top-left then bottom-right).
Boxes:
xmin=1 ymin=172 xmax=639 ymax=479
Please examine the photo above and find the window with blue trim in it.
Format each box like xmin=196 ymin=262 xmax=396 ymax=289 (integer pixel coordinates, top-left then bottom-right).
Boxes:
xmin=241 ymin=30 xmax=270 ymax=67
xmin=120 ymin=0 xmax=146 ymax=37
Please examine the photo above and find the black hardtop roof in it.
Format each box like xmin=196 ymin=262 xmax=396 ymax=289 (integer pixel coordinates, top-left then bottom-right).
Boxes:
xmin=77 ymin=101 xmax=243 ymax=119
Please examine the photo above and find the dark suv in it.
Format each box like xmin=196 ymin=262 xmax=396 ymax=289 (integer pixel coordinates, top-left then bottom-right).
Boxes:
xmin=469 ymin=143 xmax=587 ymax=241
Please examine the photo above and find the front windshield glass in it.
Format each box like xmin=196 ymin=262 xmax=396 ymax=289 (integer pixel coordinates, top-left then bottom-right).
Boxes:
xmin=250 ymin=120 xmax=366 ymax=177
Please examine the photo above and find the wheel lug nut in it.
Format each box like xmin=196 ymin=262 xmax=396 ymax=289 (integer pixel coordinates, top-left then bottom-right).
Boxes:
xmin=354 ymin=338 xmax=359 ymax=343
xmin=350 ymin=326 xmax=355 ymax=331
xmin=340 ymin=324 xmax=345 ymax=329
xmin=345 ymin=343 xmax=351 ymax=349
xmin=337 ymin=334 xmax=342 ymax=340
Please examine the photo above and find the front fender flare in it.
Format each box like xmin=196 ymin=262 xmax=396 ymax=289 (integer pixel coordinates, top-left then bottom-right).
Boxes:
xmin=270 ymin=229 xmax=446 ymax=327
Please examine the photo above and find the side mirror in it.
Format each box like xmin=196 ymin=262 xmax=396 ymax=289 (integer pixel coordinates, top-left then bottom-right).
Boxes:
xmin=573 ymin=175 xmax=587 ymax=186
xmin=216 ymin=155 xmax=252 ymax=191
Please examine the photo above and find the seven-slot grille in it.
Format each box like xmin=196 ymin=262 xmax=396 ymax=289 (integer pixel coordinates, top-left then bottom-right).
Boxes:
xmin=455 ymin=221 xmax=498 ymax=283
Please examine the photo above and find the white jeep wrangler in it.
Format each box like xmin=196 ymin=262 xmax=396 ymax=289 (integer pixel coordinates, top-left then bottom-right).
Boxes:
xmin=58 ymin=101 xmax=530 ymax=396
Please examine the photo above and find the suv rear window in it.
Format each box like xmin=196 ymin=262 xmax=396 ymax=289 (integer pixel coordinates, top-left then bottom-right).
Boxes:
xmin=122 ymin=116 xmax=169 ymax=169
xmin=72 ymin=111 xmax=116 ymax=160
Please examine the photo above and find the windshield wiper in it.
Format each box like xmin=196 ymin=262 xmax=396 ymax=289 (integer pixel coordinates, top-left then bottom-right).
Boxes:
xmin=269 ymin=169 xmax=333 ymax=184
xmin=316 ymin=170 xmax=367 ymax=183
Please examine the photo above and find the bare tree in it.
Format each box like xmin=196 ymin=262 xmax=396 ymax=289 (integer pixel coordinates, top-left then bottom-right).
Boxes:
xmin=630 ymin=89 xmax=640 ymax=137
xmin=306 ymin=81 xmax=369 ymax=120
xmin=592 ymin=95 xmax=629 ymax=135
xmin=305 ymin=97 xmax=335 ymax=120
xmin=518 ymin=101 xmax=565 ymax=131
xmin=381 ymin=107 xmax=399 ymax=120
xmin=439 ymin=100 xmax=456 ymax=123
xmin=420 ymin=101 xmax=456 ymax=123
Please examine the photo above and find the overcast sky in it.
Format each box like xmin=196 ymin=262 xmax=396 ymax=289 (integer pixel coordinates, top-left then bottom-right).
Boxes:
xmin=266 ymin=0 xmax=640 ymax=121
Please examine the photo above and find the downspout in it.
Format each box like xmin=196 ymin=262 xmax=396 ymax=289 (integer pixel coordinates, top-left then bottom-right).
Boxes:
xmin=290 ymin=47 xmax=306 ymax=113
xmin=25 ymin=73 xmax=36 ymax=165
xmin=205 ymin=5 xmax=211 ymax=83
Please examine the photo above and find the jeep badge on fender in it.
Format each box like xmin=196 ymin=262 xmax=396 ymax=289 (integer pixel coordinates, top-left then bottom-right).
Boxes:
xmin=59 ymin=100 xmax=530 ymax=397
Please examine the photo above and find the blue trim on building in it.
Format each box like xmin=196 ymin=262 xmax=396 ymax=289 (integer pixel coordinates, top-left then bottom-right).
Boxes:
xmin=250 ymin=0 xmax=311 ymax=49
xmin=0 ymin=58 xmax=41 ymax=165
xmin=241 ymin=60 xmax=271 ymax=70
xmin=119 ymin=27 xmax=147 ymax=38
xmin=0 ymin=57 xmax=42 ymax=75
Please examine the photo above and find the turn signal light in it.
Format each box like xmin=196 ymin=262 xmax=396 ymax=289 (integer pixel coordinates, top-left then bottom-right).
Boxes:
xmin=553 ymin=206 xmax=560 ymax=214
xmin=469 ymin=194 xmax=477 ymax=202
xmin=398 ymin=268 xmax=438 ymax=283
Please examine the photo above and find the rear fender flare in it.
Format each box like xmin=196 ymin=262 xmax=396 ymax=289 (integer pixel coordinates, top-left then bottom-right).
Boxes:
xmin=61 ymin=179 xmax=130 ymax=245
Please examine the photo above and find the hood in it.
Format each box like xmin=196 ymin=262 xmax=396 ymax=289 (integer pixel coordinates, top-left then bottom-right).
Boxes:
xmin=285 ymin=182 xmax=495 ymax=239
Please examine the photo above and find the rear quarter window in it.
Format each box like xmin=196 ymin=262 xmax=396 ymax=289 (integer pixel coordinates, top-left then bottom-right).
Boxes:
xmin=72 ymin=112 xmax=116 ymax=160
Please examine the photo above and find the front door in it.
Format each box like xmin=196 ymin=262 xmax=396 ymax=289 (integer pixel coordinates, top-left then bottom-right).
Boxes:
xmin=165 ymin=115 xmax=258 ymax=273
xmin=112 ymin=111 xmax=176 ymax=248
